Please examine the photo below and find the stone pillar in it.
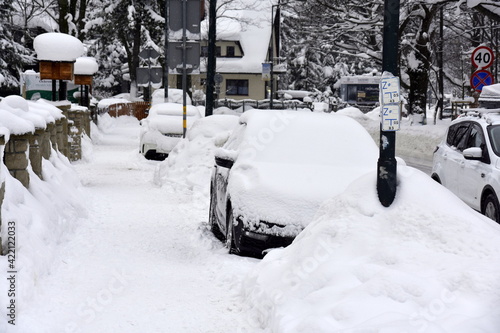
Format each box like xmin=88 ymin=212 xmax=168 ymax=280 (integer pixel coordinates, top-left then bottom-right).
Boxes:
xmin=46 ymin=123 xmax=56 ymax=158
xmin=0 ymin=135 xmax=5 ymax=255
xmin=56 ymin=118 xmax=68 ymax=157
xmin=83 ymin=109 xmax=91 ymax=136
xmin=67 ymin=109 xmax=82 ymax=161
xmin=29 ymin=129 xmax=43 ymax=179
xmin=4 ymin=134 xmax=30 ymax=188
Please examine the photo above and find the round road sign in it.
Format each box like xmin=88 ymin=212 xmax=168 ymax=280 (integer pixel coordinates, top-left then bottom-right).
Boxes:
xmin=471 ymin=70 xmax=494 ymax=92
xmin=214 ymin=73 xmax=223 ymax=84
xmin=471 ymin=46 xmax=494 ymax=69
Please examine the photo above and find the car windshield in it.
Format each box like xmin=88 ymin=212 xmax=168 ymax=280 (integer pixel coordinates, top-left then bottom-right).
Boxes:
xmin=488 ymin=125 xmax=500 ymax=156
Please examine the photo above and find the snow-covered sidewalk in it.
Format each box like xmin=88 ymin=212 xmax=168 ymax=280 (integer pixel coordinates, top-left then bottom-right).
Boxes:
xmin=12 ymin=116 xmax=256 ymax=333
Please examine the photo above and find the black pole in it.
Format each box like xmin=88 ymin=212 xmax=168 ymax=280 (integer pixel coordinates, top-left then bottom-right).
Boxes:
xmin=58 ymin=80 xmax=66 ymax=101
xmin=437 ymin=6 xmax=444 ymax=121
xmin=52 ymin=80 xmax=57 ymax=101
xmin=182 ymin=0 xmax=187 ymax=138
xmin=270 ymin=4 xmax=276 ymax=109
xmin=205 ymin=0 xmax=217 ymax=116
xmin=377 ymin=0 xmax=400 ymax=207
xmin=84 ymin=85 xmax=89 ymax=107
xmin=164 ymin=0 xmax=169 ymax=102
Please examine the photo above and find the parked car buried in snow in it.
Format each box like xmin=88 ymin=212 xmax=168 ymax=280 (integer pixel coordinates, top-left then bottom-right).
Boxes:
xmin=139 ymin=102 xmax=202 ymax=160
xmin=209 ymin=109 xmax=379 ymax=257
xmin=432 ymin=109 xmax=500 ymax=223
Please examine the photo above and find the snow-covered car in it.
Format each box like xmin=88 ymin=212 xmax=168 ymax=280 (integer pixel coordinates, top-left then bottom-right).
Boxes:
xmin=151 ymin=88 xmax=192 ymax=106
xmin=209 ymin=109 xmax=379 ymax=257
xmin=139 ymin=102 xmax=202 ymax=160
xmin=432 ymin=109 xmax=500 ymax=223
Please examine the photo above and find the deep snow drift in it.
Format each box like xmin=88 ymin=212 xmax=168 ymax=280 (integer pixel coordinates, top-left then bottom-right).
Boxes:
xmin=1 ymin=107 xmax=499 ymax=332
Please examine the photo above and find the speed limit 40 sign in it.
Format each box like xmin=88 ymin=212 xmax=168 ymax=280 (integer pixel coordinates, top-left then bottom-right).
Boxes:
xmin=472 ymin=46 xmax=494 ymax=70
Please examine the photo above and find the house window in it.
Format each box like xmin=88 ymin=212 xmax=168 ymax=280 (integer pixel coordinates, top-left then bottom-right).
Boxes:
xmin=226 ymin=79 xmax=249 ymax=96
xmin=226 ymin=46 xmax=235 ymax=57
xmin=201 ymin=46 xmax=222 ymax=57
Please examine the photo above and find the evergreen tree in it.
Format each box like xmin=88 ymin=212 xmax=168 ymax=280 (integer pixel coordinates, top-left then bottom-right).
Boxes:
xmin=0 ymin=0 xmax=33 ymax=95
xmin=85 ymin=0 xmax=165 ymax=97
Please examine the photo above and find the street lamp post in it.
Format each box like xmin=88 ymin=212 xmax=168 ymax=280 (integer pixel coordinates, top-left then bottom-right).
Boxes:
xmin=269 ymin=0 xmax=305 ymax=109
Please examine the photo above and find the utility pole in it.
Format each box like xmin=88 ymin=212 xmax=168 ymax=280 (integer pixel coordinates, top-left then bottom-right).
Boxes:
xmin=164 ymin=0 xmax=169 ymax=102
xmin=182 ymin=0 xmax=187 ymax=137
xmin=205 ymin=0 xmax=217 ymax=116
xmin=377 ymin=0 xmax=400 ymax=207
xmin=437 ymin=6 xmax=444 ymax=121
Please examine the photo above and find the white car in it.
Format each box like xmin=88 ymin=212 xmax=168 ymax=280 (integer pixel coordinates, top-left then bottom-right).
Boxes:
xmin=151 ymin=88 xmax=192 ymax=106
xmin=139 ymin=102 xmax=202 ymax=160
xmin=209 ymin=109 xmax=379 ymax=257
xmin=432 ymin=110 xmax=500 ymax=222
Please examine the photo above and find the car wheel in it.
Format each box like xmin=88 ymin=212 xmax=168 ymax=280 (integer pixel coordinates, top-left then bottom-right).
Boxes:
xmin=226 ymin=209 xmax=239 ymax=255
xmin=483 ymin=193 xmax=500 ymax=223
xmin=209 ymin=185 xmax=224 ymax=241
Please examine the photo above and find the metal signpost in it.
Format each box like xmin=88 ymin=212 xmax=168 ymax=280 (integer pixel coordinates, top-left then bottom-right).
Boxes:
xmin=168 ymin=0 xmax=201 ymax=138
xmin=377 ymin=0 xmax=400 ymax=207
xmin=137 ymin=47 xmax=162 ymax=102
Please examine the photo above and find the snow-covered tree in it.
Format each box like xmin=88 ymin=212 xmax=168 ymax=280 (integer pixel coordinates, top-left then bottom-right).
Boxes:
xmin=84 ymin=0 xmax=165 ymax=98
xmin=282 ymin=0 xmax=500 ymax=122
xmin=0 ymin=0 xmax=33 ymax=94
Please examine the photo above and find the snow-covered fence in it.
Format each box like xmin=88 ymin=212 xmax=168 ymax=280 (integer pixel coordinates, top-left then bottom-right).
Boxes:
xmin=214 ymin=98 xmax=313 ymax=111
xmin=98 ymin=101 xmax=150 ymax=120
xmin=0 ymin=96 xmax=91 ymax=188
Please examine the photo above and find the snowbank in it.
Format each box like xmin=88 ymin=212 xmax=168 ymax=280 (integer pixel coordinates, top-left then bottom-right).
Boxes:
xmin=154 ymin=115 xmax=239 ymax=195
xmin=0 ymin=149 xmax=86 ymax=327
xmin=241 ymin=166 xmax=500 ymax=332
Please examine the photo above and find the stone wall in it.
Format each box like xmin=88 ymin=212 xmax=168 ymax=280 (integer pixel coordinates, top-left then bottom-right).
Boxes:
xmin=2 ymin=104 xmax=90 ymax=188
xmin=0 ymin=99 xmax=91 ymax=256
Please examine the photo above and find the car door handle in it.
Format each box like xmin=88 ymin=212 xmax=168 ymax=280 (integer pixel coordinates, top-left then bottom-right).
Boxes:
xmin=482 ymin=173 xmax=486 ymax=178
xmin=460 ymin=161 xmax=465 ymax=168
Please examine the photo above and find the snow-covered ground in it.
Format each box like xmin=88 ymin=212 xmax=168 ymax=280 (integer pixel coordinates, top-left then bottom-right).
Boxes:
xmin=2 ymin=108 xmax=500 ymax=332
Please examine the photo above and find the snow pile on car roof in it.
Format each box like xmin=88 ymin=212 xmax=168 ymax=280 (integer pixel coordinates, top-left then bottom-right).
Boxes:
xmin=241 ymin=166 xmax=500 ymax=332
xmin=479 ymin=83 xmax=500 ymax=102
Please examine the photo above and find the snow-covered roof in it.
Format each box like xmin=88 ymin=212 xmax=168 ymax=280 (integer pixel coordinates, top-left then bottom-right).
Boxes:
xmin=200 ymin=2 xmax=273 ymax=74
xmin=33 ymin=33 xmax=84 ymax=62
xmin=74 ymin=57 xmax=99 ymax=75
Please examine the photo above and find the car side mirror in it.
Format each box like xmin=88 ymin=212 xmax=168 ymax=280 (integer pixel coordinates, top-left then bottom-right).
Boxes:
xmin=463 ymin=147 xmax=483 ymax=160
xmin=214 ymin=148 xmax=237 ymax=169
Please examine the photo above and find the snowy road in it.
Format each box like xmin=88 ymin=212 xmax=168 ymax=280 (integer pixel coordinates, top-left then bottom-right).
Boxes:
xmin=14 ymin=118 xmax=257 ymax=333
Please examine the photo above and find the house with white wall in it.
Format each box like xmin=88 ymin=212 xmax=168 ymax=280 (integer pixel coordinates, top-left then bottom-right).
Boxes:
xmin=195 ymin=2 xmax=273 ymax=101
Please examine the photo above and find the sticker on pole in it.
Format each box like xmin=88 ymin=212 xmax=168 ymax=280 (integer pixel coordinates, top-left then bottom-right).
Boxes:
xmin=380 ymin=76 xmax=401 ymax=131
xmin=381 ymin=104 xmax=400 ymax=131
xmin=471 ymin=46 xmax=494 ymax=70
xmin=380 ymin=76 xmax=400 ymax=105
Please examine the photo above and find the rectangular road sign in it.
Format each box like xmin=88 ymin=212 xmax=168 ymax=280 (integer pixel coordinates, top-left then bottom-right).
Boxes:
xmin=380 ymin=76 xmax=400 ymax=105
xmin=381 ymin=104 xmax=400 ymax=131
xmin=168 ymin=41 xmax=200 ymax=74
xmin=169 ymin=0 xmax=201 ymax=38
